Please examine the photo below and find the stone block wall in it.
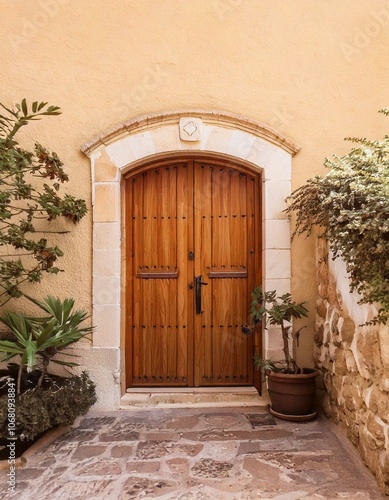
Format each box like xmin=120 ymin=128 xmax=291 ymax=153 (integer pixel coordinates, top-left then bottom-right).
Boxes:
xmin=315 ymin=239 xmax=389 ymax=495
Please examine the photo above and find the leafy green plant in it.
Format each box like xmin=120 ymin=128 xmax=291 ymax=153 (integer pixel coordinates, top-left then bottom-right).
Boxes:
xmin=243 ymin=286 xmax=308 ymax=373
xmin=0 ymin=372 xmax=97 ymax=441
xmin=0 ymin=296 xmax=93 ymax=394
xmin=0 ymin=99 xmax=87 ymax=305
xmin=285 ymin=109 xmax=389 ymax=324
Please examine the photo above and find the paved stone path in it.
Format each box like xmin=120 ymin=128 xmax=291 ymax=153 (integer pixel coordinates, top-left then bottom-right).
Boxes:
xmin=0 ymin=407 xmax=386 ymax=499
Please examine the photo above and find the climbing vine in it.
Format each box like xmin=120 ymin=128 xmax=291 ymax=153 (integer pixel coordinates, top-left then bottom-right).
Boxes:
xmin=0 ymin=99 xmax=87 ymax=305
xmin=286 ymin=108 xmax=389 ymax=324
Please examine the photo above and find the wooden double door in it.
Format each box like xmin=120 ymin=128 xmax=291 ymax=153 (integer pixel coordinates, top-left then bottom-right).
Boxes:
xmin=125 ymin=158 xmax=261 ymax=388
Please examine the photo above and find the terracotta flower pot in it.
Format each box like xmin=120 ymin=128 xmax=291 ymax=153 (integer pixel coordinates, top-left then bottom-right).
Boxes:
xmin=266 ymin=369 xmax=319 ymax=421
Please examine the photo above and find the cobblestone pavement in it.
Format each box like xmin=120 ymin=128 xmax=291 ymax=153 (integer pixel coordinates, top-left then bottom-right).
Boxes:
xmin=0 ymin=407 xmax=386 ymax=499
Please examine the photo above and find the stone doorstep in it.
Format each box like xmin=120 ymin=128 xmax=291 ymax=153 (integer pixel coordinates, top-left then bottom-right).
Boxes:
xmin=120 ymin=388 xmax=270 ymax=409
xmin=127 ymin=387 xmax=261 ymax=393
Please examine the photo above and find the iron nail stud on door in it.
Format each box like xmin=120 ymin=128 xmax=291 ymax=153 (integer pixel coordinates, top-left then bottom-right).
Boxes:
xmin=195 ymin=275 xmax=208 ymax=314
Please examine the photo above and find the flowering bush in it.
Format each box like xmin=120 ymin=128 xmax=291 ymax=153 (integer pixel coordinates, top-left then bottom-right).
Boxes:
xmin=286 ymin=109 xmax=389 ymax=324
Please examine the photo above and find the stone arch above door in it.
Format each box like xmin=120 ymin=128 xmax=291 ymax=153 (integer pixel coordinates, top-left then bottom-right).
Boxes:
xmin=81 ymin=110 xmax=300 ymax=379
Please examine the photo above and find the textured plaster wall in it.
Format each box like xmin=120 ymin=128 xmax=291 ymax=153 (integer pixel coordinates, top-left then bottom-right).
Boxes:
xmin=0 ymin=1 xmax=388 ymax=406
xmin=315 ymin=239 xmax=389 ymax=495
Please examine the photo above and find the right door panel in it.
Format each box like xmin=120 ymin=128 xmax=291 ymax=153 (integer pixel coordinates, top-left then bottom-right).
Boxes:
xmin=194 ymin=161 xmax=261 ymax=386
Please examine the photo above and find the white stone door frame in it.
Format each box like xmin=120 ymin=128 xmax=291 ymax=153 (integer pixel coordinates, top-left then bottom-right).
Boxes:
xmin=81 ymin=110 xmax=299 ymax=409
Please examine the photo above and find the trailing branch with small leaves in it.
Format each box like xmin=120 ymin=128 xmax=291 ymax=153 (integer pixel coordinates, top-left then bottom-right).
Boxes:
xmin=285 ymin=109 xmax=389 ymax=324
xmin=0 ymin=99 xmax=87 ymax=304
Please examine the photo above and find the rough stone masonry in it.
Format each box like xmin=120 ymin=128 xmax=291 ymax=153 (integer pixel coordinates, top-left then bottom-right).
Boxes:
xmin=315 ymin=238 xmax=389 ymax=495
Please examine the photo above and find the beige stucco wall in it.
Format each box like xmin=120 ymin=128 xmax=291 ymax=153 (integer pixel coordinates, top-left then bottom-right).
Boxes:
xmin=1 ymin=1 xmax=388 ymax=402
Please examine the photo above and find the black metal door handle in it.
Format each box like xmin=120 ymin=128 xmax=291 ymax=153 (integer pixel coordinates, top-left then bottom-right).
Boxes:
xmin=195 ymin=275 xmax=208 ymax=314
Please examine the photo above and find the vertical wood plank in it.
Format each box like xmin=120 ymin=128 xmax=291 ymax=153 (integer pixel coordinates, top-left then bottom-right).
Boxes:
xmin=194 ymin=162 xmax=213 ymax=385
xmin=125 ymin=176 xmax=134 ymax=386
xmin=132 ymin=173 xmax=144 ymax=383
xmin=253 ymin=173 xmax=262 ymax=390
xmin=182 ymin=162 xmax=194 ymax=385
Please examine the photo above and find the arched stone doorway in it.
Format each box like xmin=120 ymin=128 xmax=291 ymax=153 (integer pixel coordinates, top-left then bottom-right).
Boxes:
xmin=124 ymin=155 xmax=261 ymax=390
xmin=81 ymin=110 xmax=299 ymax=407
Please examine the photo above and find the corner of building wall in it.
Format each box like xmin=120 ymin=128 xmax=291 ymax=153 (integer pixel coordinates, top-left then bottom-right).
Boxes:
xmin=75 ymin=346 xmax=121 ymax=411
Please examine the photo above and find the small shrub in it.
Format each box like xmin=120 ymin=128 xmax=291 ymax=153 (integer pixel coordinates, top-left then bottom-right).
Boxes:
xmin=0 ymin=372 xmax=97 ymax=441
xmin=46 ymin=372 xmax=97 ymax=427
xmin=0 ymin=388 xmax=50 ymax=441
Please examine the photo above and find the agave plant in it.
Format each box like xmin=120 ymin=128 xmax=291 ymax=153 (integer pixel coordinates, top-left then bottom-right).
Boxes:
xmin=0 ymin=296 xmax=93 ymax=394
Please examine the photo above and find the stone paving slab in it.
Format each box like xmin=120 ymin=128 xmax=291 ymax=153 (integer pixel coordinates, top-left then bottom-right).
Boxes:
xmin=0 ymin=407 xmax=386 ymax=499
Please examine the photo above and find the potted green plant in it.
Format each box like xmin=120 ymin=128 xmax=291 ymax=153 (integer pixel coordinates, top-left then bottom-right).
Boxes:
xmin=243 ymin=286 xmax=319 ymax=421
xmin=0 ymin=296 xmax=97 ymax=449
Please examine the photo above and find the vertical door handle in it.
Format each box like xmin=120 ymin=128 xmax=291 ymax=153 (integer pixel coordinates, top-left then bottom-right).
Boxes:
xmin=195 ymin=275 xmax=208 ymax=314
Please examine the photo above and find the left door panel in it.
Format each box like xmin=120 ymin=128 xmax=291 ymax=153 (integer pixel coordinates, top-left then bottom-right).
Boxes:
xmin=125 ymin=162 xmax=194 ymax=387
